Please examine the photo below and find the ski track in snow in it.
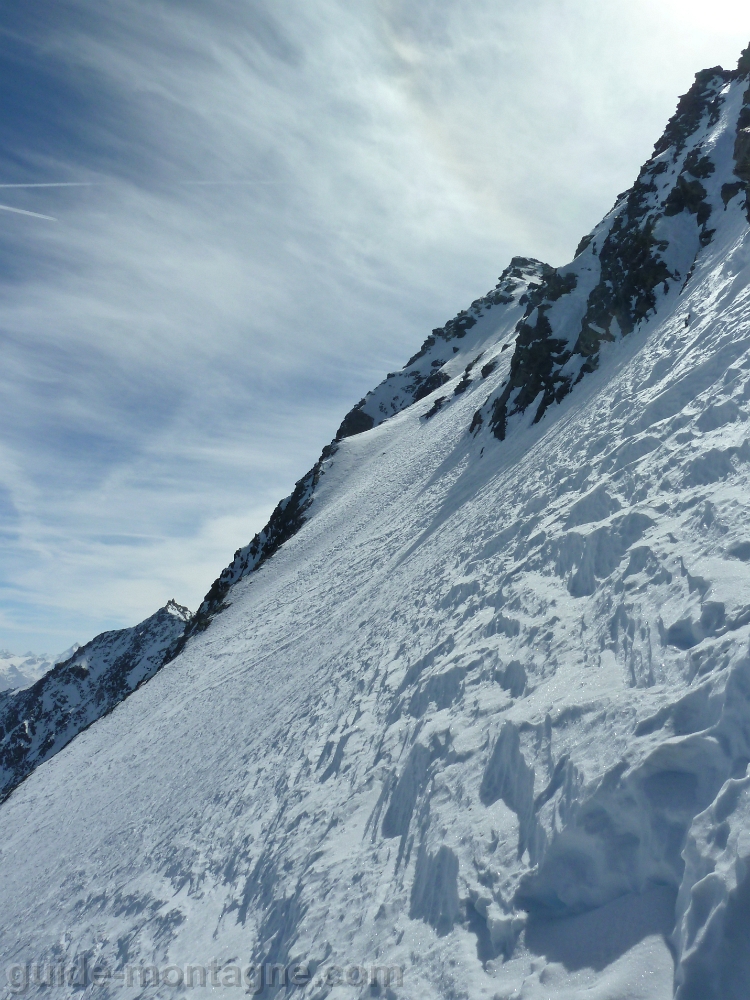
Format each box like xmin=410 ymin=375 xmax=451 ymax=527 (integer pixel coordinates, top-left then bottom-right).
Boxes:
xmin=4 ymin=60 xmax=750 ymax=1000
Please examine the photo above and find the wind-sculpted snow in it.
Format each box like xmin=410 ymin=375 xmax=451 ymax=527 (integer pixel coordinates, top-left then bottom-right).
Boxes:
xmin=0 ymin=601 xmax=191 ymax=802
xmin=4 ymin=44 xmax=750 ymax=1000
xmin=675 ymin=767 xmax=750 ymax=999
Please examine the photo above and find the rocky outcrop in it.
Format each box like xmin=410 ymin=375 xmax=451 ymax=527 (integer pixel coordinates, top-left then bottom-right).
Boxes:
xmin=182 ymin=456 xmax=329 ymax=636
xmin=482 ymin=268 xmax=578 ymax=439
xmin=735 ymin=128 xmax=750 ymax=183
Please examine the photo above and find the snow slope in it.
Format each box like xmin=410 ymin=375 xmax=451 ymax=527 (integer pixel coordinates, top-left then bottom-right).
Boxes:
xmin=3 ymin=47 xmax=750 ymax=1000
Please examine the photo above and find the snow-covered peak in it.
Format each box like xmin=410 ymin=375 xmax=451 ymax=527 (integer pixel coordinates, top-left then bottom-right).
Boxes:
xmin=163 ymin=598 xmax=193 ymax=623
xmin=54 ymin=642 xmax=82 ymax=664
xmin=334 ymin=256 xmax=551 ymax=440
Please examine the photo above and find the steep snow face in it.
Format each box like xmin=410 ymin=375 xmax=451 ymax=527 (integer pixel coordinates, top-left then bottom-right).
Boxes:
xmin=0 ymin=601 xmax=191 ymax=802
xmin=187 ymin=258 xmax=548 ymax=632
xmin=3 ymin=51 xmax=750 ymax=1000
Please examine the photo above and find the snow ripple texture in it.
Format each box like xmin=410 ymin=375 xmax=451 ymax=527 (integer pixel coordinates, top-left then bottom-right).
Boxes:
xmin=4 ymin=52 xmax=750 ymax=1000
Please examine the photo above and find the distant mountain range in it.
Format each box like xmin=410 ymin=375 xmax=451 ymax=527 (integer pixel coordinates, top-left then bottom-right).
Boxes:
xmin=0 ymin=645 xmax=79 ymax=694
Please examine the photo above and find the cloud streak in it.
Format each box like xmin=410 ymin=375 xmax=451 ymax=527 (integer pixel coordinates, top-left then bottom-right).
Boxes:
xmin=0 ymin=0 xmax=748 ymax=650
xmin=0 ymin=204 xmax=56 ymax=220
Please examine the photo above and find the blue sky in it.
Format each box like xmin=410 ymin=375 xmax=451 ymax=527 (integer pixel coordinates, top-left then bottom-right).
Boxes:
xmin=1 ymin=0 xmax=749 ymax=653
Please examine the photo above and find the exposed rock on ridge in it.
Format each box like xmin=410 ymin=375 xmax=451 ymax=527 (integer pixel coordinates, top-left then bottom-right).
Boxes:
xmin=474 ymin=53 xmax=750 ymax=441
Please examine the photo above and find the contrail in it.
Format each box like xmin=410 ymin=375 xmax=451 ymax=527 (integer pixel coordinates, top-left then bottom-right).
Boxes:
xmin=0 ymin=203 xmax=57 ymax=221
xmin=178 ymin=180 xmax=280 ymax=185
xmin=0 ymin=179 xmax=279 ymax=223
xmin=0 ymin=182 xmax=103 ymax=189
xmin=0 ymin=180 xmax=279 ymax=188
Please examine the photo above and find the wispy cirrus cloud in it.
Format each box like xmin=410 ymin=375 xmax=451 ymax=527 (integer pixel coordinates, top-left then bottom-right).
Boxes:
xmin=0 ymin=0 xmax=748 ymax=650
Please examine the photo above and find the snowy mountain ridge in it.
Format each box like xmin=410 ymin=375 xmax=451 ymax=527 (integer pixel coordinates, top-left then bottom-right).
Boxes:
xmin=183 ymin=256 xmax=550 ymax=637
xmin=186 ymin=48 xmax=750 ymax=642
xmin=2 ymin=43 xmax=750 ymax=1000
xmin=0 ymin=600 xmax=191 ymax=803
